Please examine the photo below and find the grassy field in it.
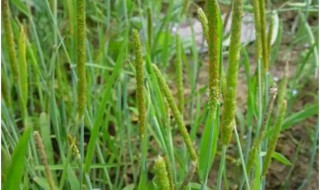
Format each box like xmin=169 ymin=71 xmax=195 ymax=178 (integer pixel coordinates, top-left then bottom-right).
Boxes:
xmin=1 ymin=0 xmax=319 ymax=189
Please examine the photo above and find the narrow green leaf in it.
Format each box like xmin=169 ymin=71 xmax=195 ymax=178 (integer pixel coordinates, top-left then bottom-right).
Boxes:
xmin=272 ymin=152 xmax=292 ymax=166
xmin=10 ymin=0 xmax=29 ymax=16
xmin=198 ymin=109 xmax=219 ymax=181
xmin=4 ymin=126 xmax=32 ymax=190
xmin=33 ymin=177 xmax=50 ymax=190
xmin=39 ymin=113 xmax=55 ymax=166
xmin=282 ymin=104 xmax=318 ymax=131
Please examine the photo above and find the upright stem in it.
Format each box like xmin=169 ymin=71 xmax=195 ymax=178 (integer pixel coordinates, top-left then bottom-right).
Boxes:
xmin=234 ymin=127 xmax=251 ymax=190
xmin=217 ymin=146 xmax=227 ymax=190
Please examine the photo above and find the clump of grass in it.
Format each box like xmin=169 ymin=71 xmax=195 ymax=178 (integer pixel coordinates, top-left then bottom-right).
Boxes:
xmin=133 ymin=29 xmax=146 ymax=137
xmin=154 ymin=156 xmax=171 ymax=190
xmin=152 ymin=64 xmax=197 ymax=162
xmin=2 ymin=0 xmax=18 ymax=80
xmin=76 ymin=0 xmax=87 ymax=117
xmin=34 ymin=131 xmax=56 ymax=190
xmin=221 ymin=0 xmax=243 ymax=145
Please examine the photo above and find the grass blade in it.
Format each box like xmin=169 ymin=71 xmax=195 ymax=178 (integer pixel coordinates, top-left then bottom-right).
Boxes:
xmin=3 ymin=126 xmax=32 ymax=190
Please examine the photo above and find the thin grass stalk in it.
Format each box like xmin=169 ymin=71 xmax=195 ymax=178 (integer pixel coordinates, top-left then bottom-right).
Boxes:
xmin=178 ymin=161 xmax=197 ymax=190
xmin=133 ymin=29 xmax=146 ymax=137
xmin=246 ymin=85 xmax=277 ymax=173
xmin=217 ymin=146 xmax=227 ymax=190
xmin=2 ymin=0 xmax=18 ymax=80
xmin=76 ymin=0 xmax=87 ymax=117
xmin=262 ymin=100 xmax=287 ymax=176
xmin=175 ymin=35 xmax=184 ymax=114
xmin=234 ymin=124 xmax=251 ymax=190
xmin=154 ymin=156 xmax=171 ymax=190
xmin=221 ymin=0 xmax=243 ymax=145
xmin=152 ymin=64 xmax=197 ymax=161
xmin=147 ymin=8 xmax=153 ymax=50
xmin=34 ymin=131 xmax=56 ymax=190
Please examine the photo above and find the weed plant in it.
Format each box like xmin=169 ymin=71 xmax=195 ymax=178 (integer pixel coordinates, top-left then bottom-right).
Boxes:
xmin=1 ymin=0 xmax=318 ymax=189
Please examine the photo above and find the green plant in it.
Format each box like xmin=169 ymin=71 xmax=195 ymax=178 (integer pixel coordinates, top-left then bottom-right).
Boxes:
xmin=1 ymin=0 xmax=318 ymax=189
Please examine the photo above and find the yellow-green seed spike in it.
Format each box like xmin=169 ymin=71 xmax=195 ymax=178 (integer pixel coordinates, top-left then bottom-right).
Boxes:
xmin=147 ymin=8 xmax=153 ymax=49
xmin=207 ymin=0 xmax=222 ymax=112
xmin=18 ymin=25 xmax=28 ymax=110
xmin=247 ymin=86 xmax=277 ymax=173
xmin=34 ymin=131 xmax=56 ymax=190
xmin=198 ymin=8 xmax=228 ymax=101
xmin=76 ymin=0 xmax=87 ymax=117
xmin=277 ymin=61 xmax=289 ymax=112
xmin=133 ymin=29 xmax=146 ymax=138
xmin=252 ymin=0 xmax=262 ymax=59
xmin=154 ymin=156 xmax=170 ymax=190
xmin=175 ymin=35 xmax=184 ymax=114
xmin=152 ymin=64 xmax=197 ymax=161
xmin=182 ymin=0 xmax=190 ymax=16
xmin=197 ymin=8 xmax=209 ymax=42
xmin=1 ymin=74 xmax=11 ymax=107
xmin=164 ymin=156 xmax=174 ymax=190
xmin=259 ymin=0 xmax=268 ymax=75
xmin=262 ymin=100 xmax=287 ymax=176
xmin=2 ymin=0 xmax=18 ymax=80
xmin=221 ymin=0 xmax=243 ymax=145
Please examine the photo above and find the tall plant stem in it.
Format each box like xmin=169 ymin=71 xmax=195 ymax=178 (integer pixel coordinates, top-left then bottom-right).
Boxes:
xmin=217 ymin=145 xmax=227 ymax=190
